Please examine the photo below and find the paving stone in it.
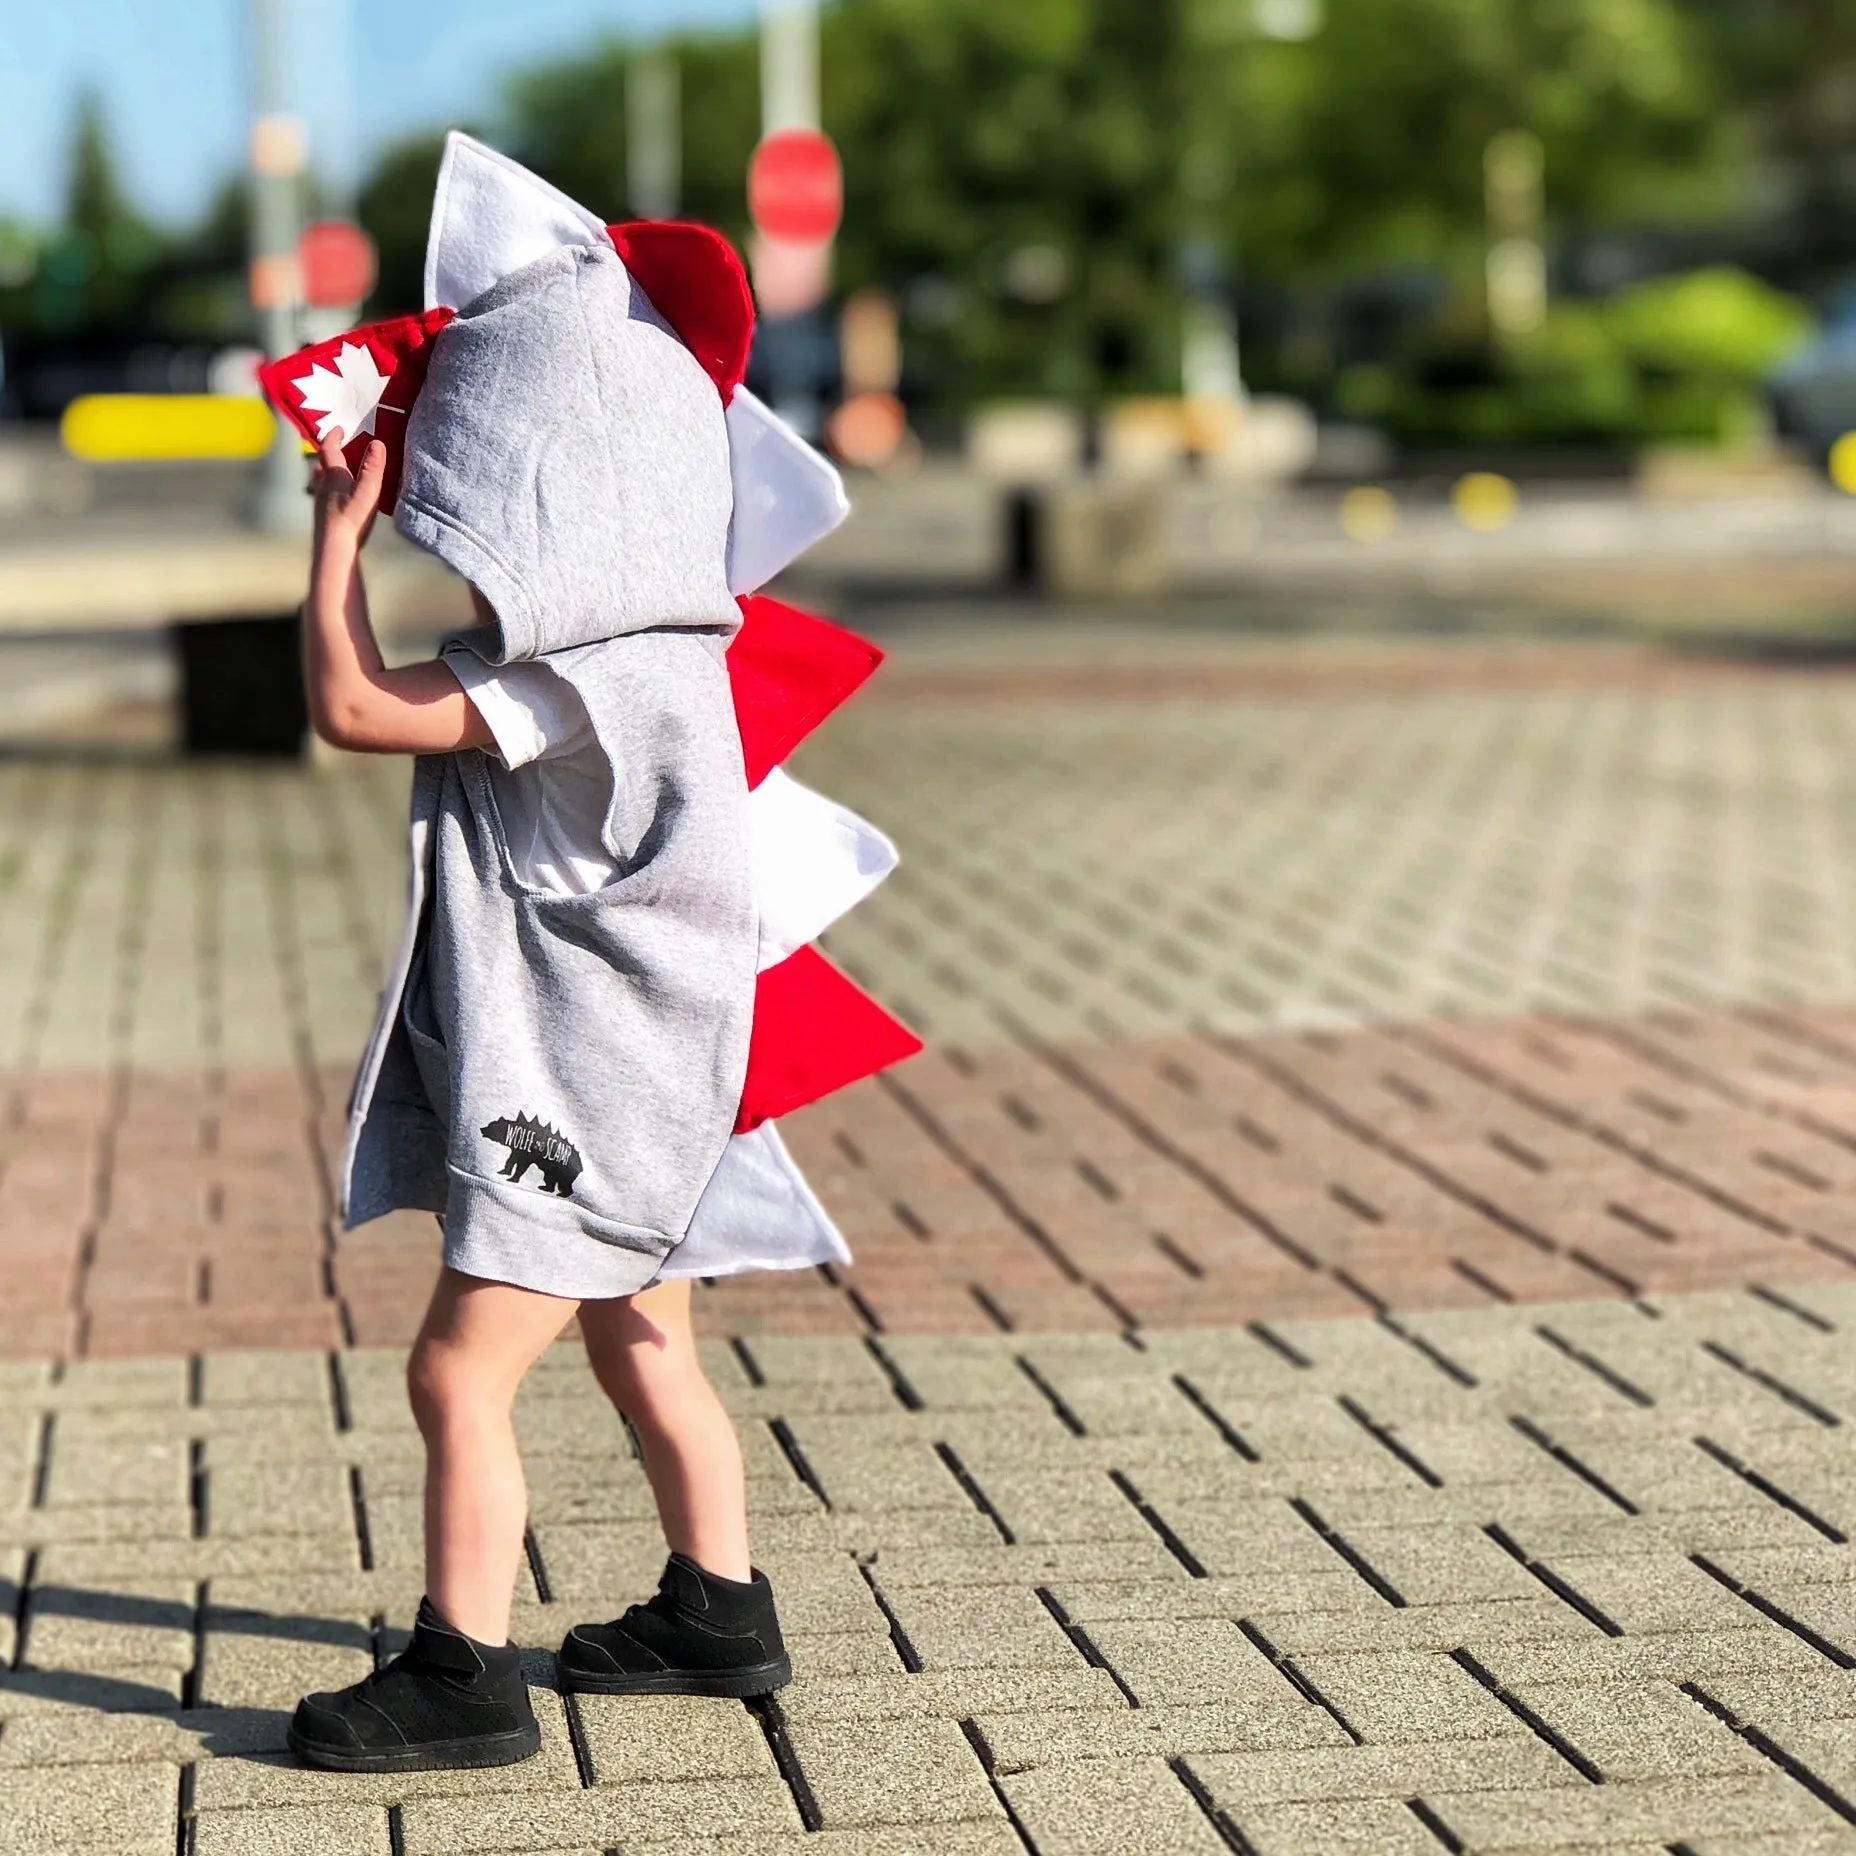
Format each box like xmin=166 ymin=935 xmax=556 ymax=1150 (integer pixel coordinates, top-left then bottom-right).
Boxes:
xmin=1288 ymin=1650 xmax=1532 ymax=1745
xmin=193 ymin=1802 xmax=394 ymax=1856
xmin=781 ymin=1667 xmax=1129 ymax=1724
xmin=782 ymin=1632 xmax=905 ymax=1678
xmin=1243 ymin=1597 xmax=1606 ymax=1655
xmin=1460 ymin=1630 xmax=1827 ymax=1687
xmin=577 ymin=1693 xmax=776 ymax=1784
xmin=1508 ymin=1680 xmax=1769 ymax=1782
xmin=1078 ymin=1618 xmax=1288 ymax=1707
xmin=972 ymin=1692 xmax=1352 ymax=1773
xmin=780 ymin=1713 xmax=1004 ymax=1828
xmin=0 ymin=1759 xmax=177 ymax=1851
xmin=1227 ymin=1794 xmax=1460 ymax=1853
xmin=397 ymin=1777 xmax=801 ymax=1850
xmin=1001 ymin=1756 xmax=1231 ymax=1854
xmin=0 ymin=1706 xmax=289 ymax=1764
xmin=1423 ymin=1774 xmax=1846 ymax=1844
xmin=199 ymin=1352 xmax=336 ymax=1409
xmin=1187 ymin=1737 xmax=1580 ymax=1808
xmin=19 ymin=1580 xmax=196 ymax=1677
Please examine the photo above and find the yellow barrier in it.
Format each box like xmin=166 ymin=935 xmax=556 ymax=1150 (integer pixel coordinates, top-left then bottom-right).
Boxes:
xmin=1452 ymin=470 xmax=1518 ymax=532
xmin=1830 ymin=432 xmax=1856 ymax=497
xmin=61 ymin=395 xmax=278 ymax=463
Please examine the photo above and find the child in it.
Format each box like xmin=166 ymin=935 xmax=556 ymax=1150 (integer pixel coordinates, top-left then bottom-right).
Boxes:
xmin=271 ymin=135 xmax=914 ymax=1774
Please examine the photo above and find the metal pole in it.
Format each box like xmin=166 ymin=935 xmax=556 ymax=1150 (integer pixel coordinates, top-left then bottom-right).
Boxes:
xmin=626 ymin=48 xmax=681 ymax=221
xmin=758 ymin=0 xmax=824 ymax=434
xmin=760 ymin=0 xmax=819 ymax=133
xmin=249 ymin=0 xmax=308 ymax=532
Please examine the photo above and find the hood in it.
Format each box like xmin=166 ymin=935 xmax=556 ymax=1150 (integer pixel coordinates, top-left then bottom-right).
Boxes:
xmin=394 ymin=241 xmax=738 ymax=661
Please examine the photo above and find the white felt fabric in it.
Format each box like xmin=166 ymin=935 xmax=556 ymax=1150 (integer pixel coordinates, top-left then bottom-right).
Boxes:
xmin=750 ymin=767 xmax=898 ymax=971
xmin=657 ymin=1120 xmax=849 ymax=1281
xmin=725 ymin=388 xmax=851 ymax=593
xmin=424 ymin=132 xmax=612 ymax=315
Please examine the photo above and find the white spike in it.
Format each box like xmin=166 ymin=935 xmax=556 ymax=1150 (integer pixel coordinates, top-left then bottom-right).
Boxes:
xmin=424 ymin=131 xmax=611 ymax=315
xmin=725 ymin=388 xmax=849 ymax=594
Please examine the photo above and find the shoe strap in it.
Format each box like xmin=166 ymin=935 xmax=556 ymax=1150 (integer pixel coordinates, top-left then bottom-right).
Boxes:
xmin=411 ymin=1601 xmax=489 ymax=1678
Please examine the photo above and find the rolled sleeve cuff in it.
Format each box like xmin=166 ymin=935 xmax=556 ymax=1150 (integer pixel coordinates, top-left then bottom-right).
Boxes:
xmin=443 ymin=647 xmax=547 ymax=769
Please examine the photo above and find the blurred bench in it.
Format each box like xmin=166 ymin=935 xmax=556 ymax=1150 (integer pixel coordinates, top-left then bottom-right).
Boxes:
xmin=0 ymin=529 xmax=470 ymax=756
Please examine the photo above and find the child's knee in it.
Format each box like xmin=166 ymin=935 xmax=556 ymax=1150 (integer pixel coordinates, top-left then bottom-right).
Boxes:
xmin=407 ymin=1336 xmax=502 ymax=1432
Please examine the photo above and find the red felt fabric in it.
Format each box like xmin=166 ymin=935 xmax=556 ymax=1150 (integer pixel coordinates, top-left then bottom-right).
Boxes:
xmin=258 ymin=307 xmax=455 ymax=515
xmin=727 ymin=595 xmax=884 ymax=790
xmin=607 ymin=221 xmax=755 ymax=404
xmin=736 ymin=946 xmax=924 ymax=1132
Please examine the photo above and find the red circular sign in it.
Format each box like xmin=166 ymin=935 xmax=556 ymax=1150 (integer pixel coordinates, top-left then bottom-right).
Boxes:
xmin=748 ymin=129 xmax=843 ymax=246
xmin=299 ymin=221 xmax=378 ymax=308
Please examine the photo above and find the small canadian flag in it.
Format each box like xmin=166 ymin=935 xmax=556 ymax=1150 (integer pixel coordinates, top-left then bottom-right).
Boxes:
xmin=259 ymin=307 xmax=454 ymax=513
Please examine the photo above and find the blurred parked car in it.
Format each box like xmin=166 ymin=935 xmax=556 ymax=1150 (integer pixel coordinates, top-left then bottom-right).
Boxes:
xmin=1770 ymin=285 xmax=1856 ymax=468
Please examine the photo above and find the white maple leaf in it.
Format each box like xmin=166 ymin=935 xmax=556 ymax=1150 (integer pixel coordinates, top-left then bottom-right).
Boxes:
xmin=292 ymin=341 xmax=390 ymax=444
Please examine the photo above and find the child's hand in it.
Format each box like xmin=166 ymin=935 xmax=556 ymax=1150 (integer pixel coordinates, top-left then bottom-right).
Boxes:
xmin=312 ymin=435 xmax=386 ymax=558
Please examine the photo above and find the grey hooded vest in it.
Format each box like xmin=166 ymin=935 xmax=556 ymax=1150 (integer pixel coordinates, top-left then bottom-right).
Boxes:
xmin=341 ymin=241 xmax=758 ymax=1300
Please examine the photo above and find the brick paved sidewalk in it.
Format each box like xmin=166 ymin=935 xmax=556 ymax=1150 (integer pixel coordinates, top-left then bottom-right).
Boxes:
xmin=11 ymin=1289 xmax=1856 ymax=1853
xmin=11 ymin=996 xmax=1856 ymax=1360
xmin=10 ymin=631 xmax=1856 ymax=1850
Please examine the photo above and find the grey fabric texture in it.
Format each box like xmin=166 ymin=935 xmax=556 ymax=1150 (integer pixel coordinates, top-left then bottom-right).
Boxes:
xmin=344 ymin=241 xmax=757 ymax=1299
xmin=395 ymin=242 xmax=738 ymax=660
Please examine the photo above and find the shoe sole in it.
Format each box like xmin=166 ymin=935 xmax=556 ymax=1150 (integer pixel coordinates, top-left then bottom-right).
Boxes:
xmin=286 ymin=1721 xmax=542 ymax=1773
xmin=558 ymin=1654 xmax=793 ymax=1698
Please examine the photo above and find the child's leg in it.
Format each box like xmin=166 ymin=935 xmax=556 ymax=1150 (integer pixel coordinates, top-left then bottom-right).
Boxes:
xmin=408 ymin=1266 xmax=580 ymax=1644
xmin=557 ymin=1279 xmax=788 ymax=1698
xmin=577 ymin=1280 xmax=750 ymax=1581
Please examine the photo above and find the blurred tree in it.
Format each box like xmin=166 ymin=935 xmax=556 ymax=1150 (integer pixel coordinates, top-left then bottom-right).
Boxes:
xmin=1223 ymin=0 xmax=1723 ymax=287
xmin=1694 ymin=0 xmax=1856 ymax=287
xmin=21 ymin=90 xmax=163 ymax=337
xmin=358 ymin=133 xmax=452 ymax=315
xmin=7 ymin=0 xmax=1795 ymax=423
xmin=432 ymin=0 xmax=1725 ymax=406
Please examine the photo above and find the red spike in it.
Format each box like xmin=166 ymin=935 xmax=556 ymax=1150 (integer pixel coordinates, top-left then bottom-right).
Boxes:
xmin=606 ymin=221 xmax=754 ymax=403
xmin=736 ymin=946 xmax=923 ymax=1132
xmin=727 ymin=596 xmax=883 ymax=789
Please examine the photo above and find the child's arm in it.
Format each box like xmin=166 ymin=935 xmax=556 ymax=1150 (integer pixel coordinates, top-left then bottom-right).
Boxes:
xmin=304 ymin=436 xmax=494 ymax=755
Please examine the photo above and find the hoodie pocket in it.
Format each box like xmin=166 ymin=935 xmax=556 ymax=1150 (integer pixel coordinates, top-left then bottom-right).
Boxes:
xmin=401 ymin=942 xmax=454 ymax=1128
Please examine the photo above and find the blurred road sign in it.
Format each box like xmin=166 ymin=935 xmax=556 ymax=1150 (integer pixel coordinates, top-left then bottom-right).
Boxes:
xmin=62 ymin=396 xmax=278 ymax=462
xmin=300 ymin=222 xmax=378 ymax=309
xmin=749 ymin=128 xmax=842 ymax=245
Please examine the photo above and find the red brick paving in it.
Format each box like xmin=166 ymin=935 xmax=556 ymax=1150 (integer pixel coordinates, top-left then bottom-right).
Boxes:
xmin=8 ymin=996 xmax=1856 ymax=1358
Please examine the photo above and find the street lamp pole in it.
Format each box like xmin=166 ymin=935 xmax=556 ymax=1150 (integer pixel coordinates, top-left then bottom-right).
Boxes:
xmin=248 ymin=0 xmax=308 ymax=532
xmin=627 ymin=46 xmax=681 ymax=221
xmin=757 ymin=0 xmax=826 ymax=434
xmin=760 ymin=0 xmax=819 ymax=135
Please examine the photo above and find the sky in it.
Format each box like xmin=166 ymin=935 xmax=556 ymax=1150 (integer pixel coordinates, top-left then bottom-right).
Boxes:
xmin=2 ymin=0 xmax=761 ymax=230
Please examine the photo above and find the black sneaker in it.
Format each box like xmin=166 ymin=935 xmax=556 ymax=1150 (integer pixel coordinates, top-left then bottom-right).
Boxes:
xmin=557 ymin=1554 xmax=793 ymax=1697
xmin=288 ymin=1597 xmax=542 ymax=1773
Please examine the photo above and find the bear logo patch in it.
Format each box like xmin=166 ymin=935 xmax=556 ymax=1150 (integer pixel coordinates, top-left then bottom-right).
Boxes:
xmin=481 ymin=1113 xmax=584 ymax=1198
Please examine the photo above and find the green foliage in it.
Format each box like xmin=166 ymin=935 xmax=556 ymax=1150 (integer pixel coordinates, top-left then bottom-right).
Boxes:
xmin=0 ymin=0 xmax=1833 ymax=432
xmin=1359 ymin=267 xmax=1817 ymax=447
xmin=1602 ymin=264 xmax=1814 ymax=381
xmin=358 ymin=134 xmax=451 ymax=316
xmin=5 ymin=90 xmax=167 ymax=337
xmin=431 ymin=0 xmax=1726 ymax=404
